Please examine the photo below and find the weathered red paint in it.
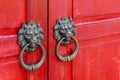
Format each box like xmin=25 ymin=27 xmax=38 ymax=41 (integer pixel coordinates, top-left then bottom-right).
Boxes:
xmin=0 ymin=0 xmax=47 ymax=80
xmin=49 ymin=0 xmax=120 ymax=80
xmin=0 ymin=0 xmax=120 ymax=80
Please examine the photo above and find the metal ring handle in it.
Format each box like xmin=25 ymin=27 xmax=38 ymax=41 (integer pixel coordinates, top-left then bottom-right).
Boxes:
xmin=20 ymin=43 xmax=46 ymax=71
xmin=56 ymin=36 xmax=79 ymax=62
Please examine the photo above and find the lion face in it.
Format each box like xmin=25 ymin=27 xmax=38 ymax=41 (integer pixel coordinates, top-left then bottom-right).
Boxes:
xmin=59 ymin=19 xmax=75 ymax=38
xmin=18 ymin=22 xmax=44 ymax=52
xmin=54 ymin=17 xmax=76 ymax=45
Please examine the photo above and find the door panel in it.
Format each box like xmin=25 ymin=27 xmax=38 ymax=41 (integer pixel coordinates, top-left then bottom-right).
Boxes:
xmin=49 ymin=0 xmax=120 ymax=80
xmin=0 ymin=0 xmax=26 ymax=35
xmin=0 ymin=61 xmax=27 ymax=80
xmin=49 ymin=0 xmax=73 ymax=80
xmin=49 ymin=0 xmax=84 ymax=79
xmin=0 ymin=37 xmax=18 ymax=58
xmin=0 ymin=0 xmax=26 ymax=29
xmin=75 ymin=18 xmax=120 ymax=40
xmin=0 ymin=0 xmax=27 ymax=79
xmin=0 ymin=0 xmax=47 ymax=80
xmin=73 ymin=37 xmax=120 ymax=80
xmin=26 ymin=0 xmax=47 ymax=80
xmin=73 ymin=2 xmax=120 ymax=80
xmin=73 ymin=0 xmax=120 ymax=18
xmin=0 ymin=37 xmax=27 ymax=80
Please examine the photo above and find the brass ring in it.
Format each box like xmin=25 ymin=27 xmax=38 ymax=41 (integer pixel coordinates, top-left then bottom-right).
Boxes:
xmin=20 ymin=43 xmax=46 ymax=71
xmin=56 ymin=36 xmax=79 ymax=62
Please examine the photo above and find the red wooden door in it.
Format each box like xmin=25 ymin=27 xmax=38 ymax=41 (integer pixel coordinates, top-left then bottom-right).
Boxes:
xmin=0 ymin=0 xmax=47 ymax=80
xmin=49 ymin=0 xmax=120 ymax=80
xmin=1 ymin=0 xmax=120 ymax=80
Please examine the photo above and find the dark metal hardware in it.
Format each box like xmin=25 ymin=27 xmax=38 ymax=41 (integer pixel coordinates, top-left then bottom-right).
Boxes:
xmin=18 ymin=22 xmax=46 ymax=71
xmin=56 ymin=36 xmax=79 ymax=62
xmin=54 ymin=17 xmax=79 ymax=62
xmin=19 ymin=43 xmax=45 ymax=71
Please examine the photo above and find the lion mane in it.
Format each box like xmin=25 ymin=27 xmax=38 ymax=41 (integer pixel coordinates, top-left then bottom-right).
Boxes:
xmin=18 ymin=22 xmax=44 ymax=52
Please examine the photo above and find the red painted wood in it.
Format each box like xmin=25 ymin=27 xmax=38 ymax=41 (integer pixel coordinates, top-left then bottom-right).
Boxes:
xmin=26 ymin=0 xmax=47 ymax=80
xmin=72 ymin=0 xmax=120 ymax=80
xmin=49 ymin=0 xmax=72 ymax=80
xmin=1 ymin=0 xmax=120 ymax=80
xmin=73 ymin=35 xmax=120 ymax=80
xmin=75 ymin=17 xmax=120 ymax=41
xmin=49 ymin=0 xmax=120 ymax=80
xmin=0 ymin=0 xmax=26 ymax=29
xmin=0 ymin=0 xmax=47 ymax=80
xmin=0 ymin=0 xmax=27 ymax=79
xmin=73 ymin=0 xmax=120 ymax=18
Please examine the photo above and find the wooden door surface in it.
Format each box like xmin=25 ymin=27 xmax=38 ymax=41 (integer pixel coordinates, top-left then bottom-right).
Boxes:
xmin=1 ymin=0 xmax=120 ymax=80
xmin=49 ymin=0 xmax=120 ymax=80
xmin=0 ymin=0 xmax=47 ymax=80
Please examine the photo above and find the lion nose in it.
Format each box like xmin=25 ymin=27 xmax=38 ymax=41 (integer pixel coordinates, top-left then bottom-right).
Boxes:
xmin=66 ymin=32 xmax=72 ymax=37
xmin=31 ymin=37 xmax=37 ymax=43
xmin=33 ymin=38 xmax=37 ymax=41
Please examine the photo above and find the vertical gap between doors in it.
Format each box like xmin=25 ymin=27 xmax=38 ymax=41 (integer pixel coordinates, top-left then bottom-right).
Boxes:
xmin=47 ymin=0 xmax=49 ymax=80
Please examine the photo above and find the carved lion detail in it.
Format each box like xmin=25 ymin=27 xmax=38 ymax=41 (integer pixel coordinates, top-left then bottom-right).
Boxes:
xmin=18 ymin=22 xmax=44 ymax=52
xmin=54 ymin=17 xmax=76 ymax=45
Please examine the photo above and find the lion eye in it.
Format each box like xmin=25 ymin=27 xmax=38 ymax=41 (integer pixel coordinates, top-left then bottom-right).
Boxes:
xmin=60 ymin=26 xmax=64 ymax=30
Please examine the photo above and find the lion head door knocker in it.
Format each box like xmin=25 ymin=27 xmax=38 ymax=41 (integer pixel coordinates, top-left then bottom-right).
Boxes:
xmin=18 ymin=22 xmax=46 ymax=71
xmin=54 ymin=17 xmax=79 ymax=62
